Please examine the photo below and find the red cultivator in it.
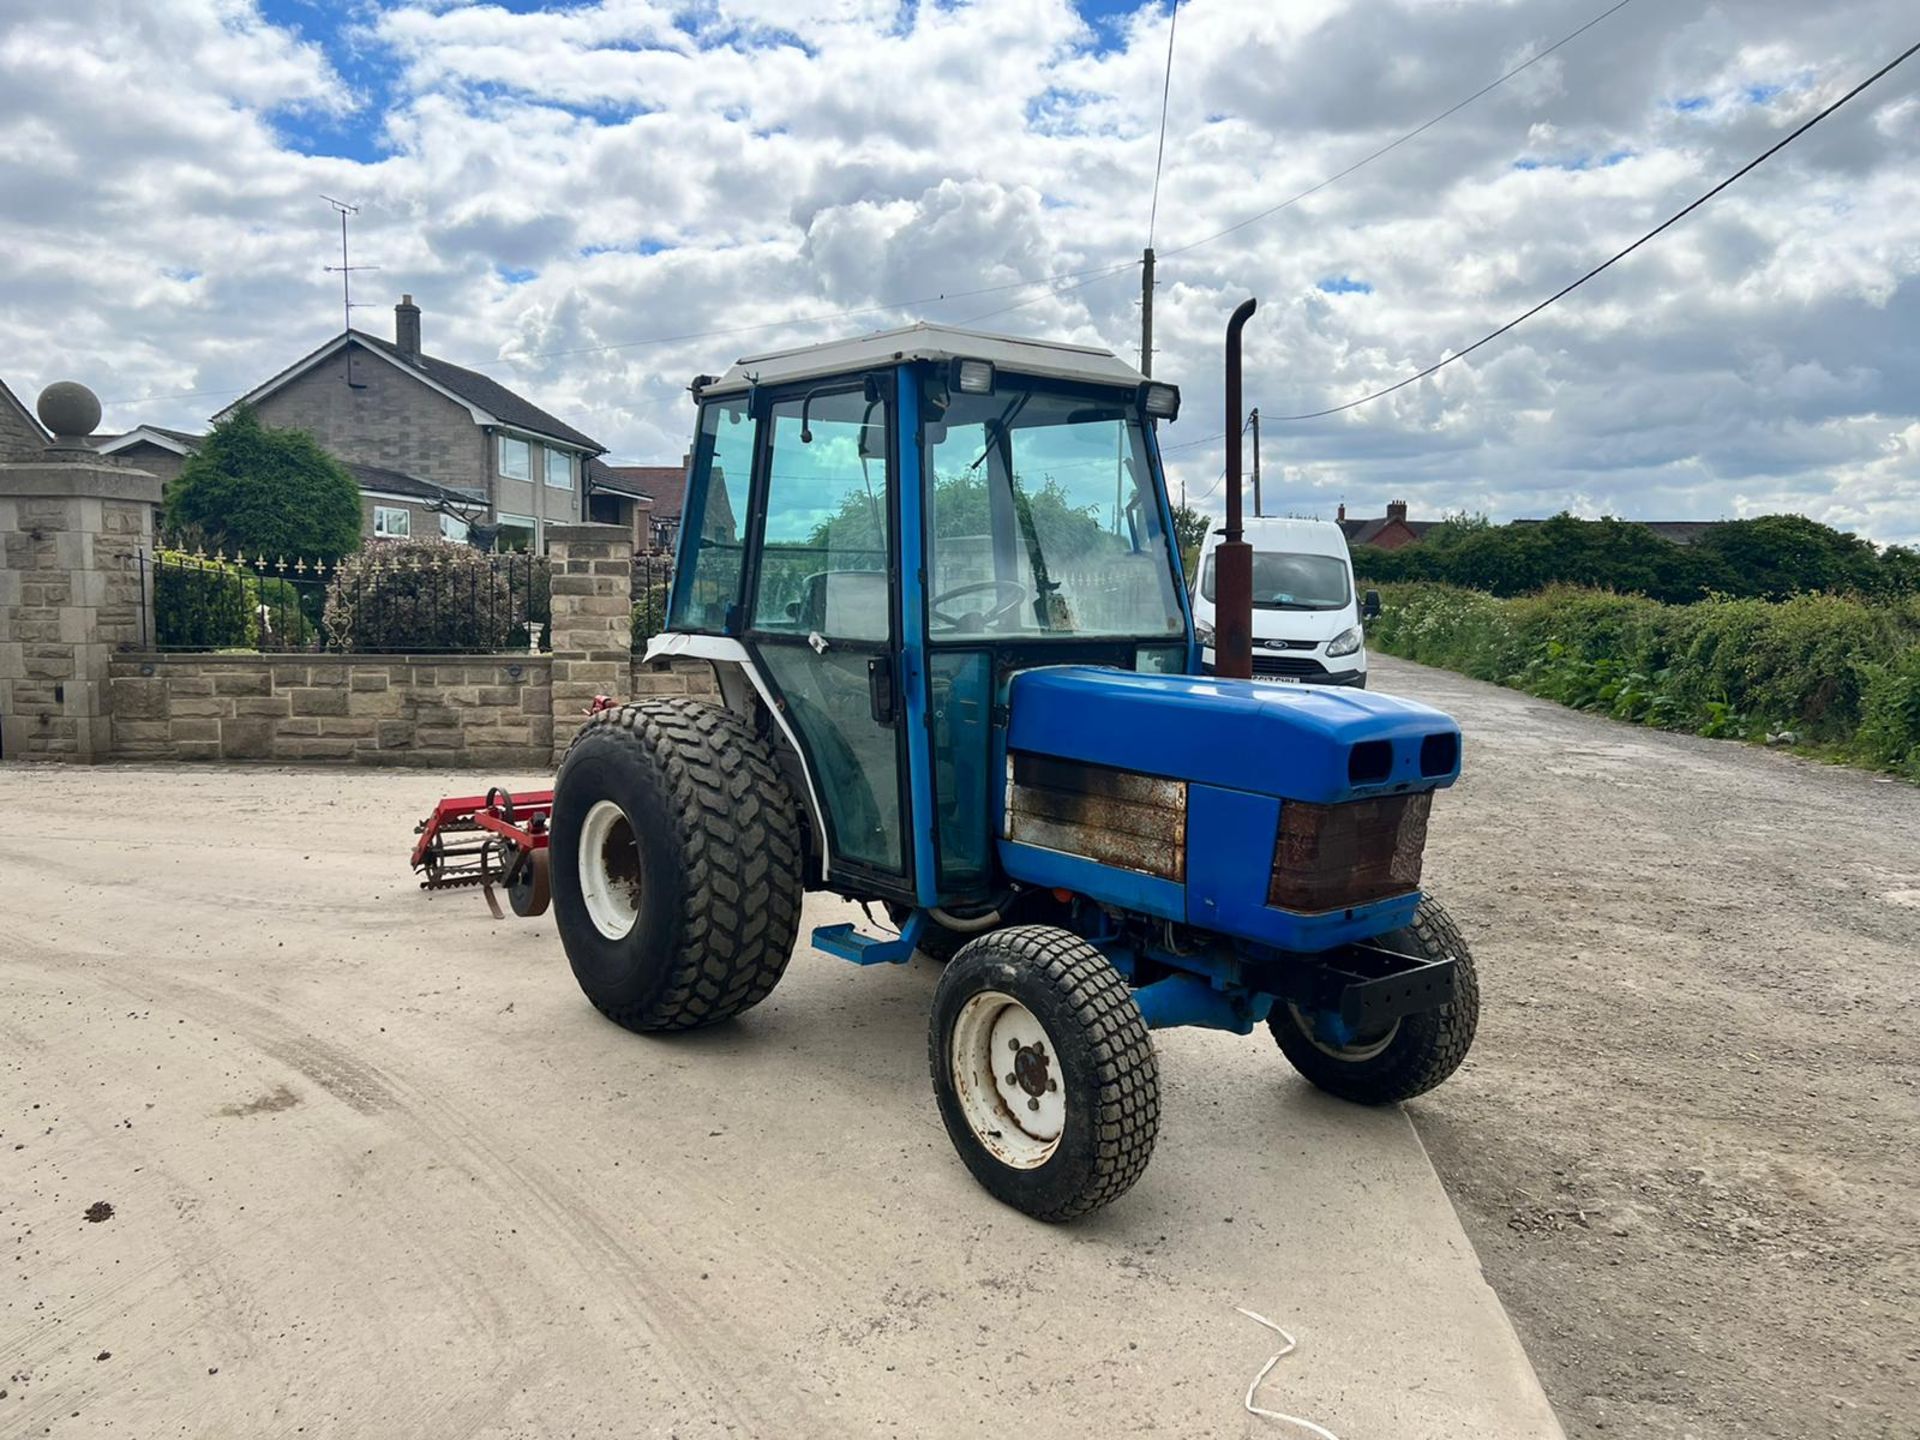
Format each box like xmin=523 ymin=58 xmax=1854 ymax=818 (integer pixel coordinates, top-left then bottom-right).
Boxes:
xmin=410 ymin=786 xmax=554 ymax=917
xmin=409 ymin=697 xmax=617 ymax=916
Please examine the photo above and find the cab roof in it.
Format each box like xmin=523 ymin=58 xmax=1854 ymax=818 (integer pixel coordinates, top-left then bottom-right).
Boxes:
xmin=697 ymin=322 xmax=1160 ymax=399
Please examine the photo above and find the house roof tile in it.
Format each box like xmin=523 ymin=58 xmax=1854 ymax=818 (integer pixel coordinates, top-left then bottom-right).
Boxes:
xmin=354 ymin=332 xmax=603 ymax=452
xmin=591 ymin=461 xmax=689 ymax=519
xmin=344 ymin=460 xmax=471 ymax=506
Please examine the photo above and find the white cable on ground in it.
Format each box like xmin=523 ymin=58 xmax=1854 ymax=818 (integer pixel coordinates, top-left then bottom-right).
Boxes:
xmin=1236 ymin=1308 xmax=1341 ymax=1440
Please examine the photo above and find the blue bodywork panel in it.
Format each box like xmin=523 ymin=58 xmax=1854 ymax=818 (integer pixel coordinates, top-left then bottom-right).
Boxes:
xmin=994 ymin=665 xmax=1456 ymax=958
xmin=1005 ymin=666 xmax=1460 ymax=804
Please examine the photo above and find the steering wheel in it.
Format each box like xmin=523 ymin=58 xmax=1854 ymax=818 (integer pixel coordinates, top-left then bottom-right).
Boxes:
xmin=930 ymin=579 xmax=1030 ymax=630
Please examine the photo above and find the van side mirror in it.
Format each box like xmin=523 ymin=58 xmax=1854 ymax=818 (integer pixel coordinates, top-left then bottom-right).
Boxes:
xmin=1362 ymin=589 xmax=1381 ymax=619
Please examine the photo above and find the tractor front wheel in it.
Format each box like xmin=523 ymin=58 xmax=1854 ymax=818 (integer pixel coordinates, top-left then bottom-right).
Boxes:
xmin=929 ymin=927 xmax=1159 ymax=1221
xmin=1268 ymin=895 xmax=1479 ymax=1105
xmin=549 ymin=699 xmax=803 ymax=1032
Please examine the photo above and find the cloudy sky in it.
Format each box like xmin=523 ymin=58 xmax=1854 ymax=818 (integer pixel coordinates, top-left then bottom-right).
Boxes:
xmin=2 ymin=0 xmax=1916 ymax=542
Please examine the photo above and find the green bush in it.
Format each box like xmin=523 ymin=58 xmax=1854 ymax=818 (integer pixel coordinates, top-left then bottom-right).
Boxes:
xmin=1369 ymin=582 xmax=1920 ymax=779
xmin=631 ymin=580 xmax=670 ymax=649
xmin=322 ymin=541 xmax=546 ymax=652
xmin=1857 ymin=649 xmax=1920 ymax=781
xmin=1353 ymin=512 xmax=1918 ymax=604
xmin=154 ymin=550 xmax=258 ymax=650
xmin=163 ymin=407 xmax=363 ymax=562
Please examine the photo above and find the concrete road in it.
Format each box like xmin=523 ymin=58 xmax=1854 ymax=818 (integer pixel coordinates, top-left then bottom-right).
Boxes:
xmin=0 ymin=761 xmax=1559 ymax=1439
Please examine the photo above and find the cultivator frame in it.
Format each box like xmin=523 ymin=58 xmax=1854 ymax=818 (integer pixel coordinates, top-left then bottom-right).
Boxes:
xmin=411 ymin=785 xmax=554 ymax=917
xmin=409 ymin=697 xmax=618 ymax=916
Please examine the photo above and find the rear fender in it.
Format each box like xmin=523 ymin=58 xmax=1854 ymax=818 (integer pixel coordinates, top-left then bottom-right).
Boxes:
xmin=642 ymin=631 xmax=830 ymax=881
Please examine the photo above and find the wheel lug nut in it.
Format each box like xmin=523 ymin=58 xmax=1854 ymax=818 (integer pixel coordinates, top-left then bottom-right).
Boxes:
xmin=1005 ymin=1073 xmax=1017 ymax=1086
xmin=1027 ymin=1097 xmax=1040 ymax=1111
xmin=1047 ymin=1079 xmax=1058 ymax=1093
xmin=1008 ymin=1039 xmax=1020 ymax=1052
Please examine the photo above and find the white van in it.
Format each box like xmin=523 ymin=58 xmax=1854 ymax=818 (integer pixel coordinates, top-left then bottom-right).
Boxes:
xmin=1190 ymin=517 xmax=1377 ymax=687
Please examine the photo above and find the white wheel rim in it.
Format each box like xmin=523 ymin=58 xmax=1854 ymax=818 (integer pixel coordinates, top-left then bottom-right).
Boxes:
xmin=949 ymin=990 xmax=1065 ymax=1170
xmin=578 ymin=800 xmax=642 ymax=940
xmin=1287 ymin=1003 xmax=1400 ymax=1062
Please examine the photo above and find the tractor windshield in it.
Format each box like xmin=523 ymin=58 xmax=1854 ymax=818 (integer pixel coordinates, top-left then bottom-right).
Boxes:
xmin=924 ymin=382 xmax=1185 ymax=640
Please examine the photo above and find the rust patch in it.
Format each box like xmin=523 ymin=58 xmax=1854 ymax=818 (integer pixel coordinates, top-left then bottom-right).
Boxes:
xmin=1004 ymin=752 xmax=1187 ymax=881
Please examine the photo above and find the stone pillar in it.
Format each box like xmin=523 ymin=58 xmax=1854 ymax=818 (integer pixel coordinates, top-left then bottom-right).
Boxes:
xmin=546 ymin=523 xmax=632 ymax=764
xmin=0 ymin=383 xmax=160 ymax=762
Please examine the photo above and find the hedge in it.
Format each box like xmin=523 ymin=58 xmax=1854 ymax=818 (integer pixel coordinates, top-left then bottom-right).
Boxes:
xmin=1367 ymin=583 xmax=1920 ymax=781
xmin=322 ymin=541 xmax=547 ymax=652
xmin=153 ymin=550 xmax=259 ymax=650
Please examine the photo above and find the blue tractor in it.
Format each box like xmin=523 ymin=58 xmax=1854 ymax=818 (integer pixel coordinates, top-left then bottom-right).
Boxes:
xmin=547 ymin=314 xmax=1476 ymax=1221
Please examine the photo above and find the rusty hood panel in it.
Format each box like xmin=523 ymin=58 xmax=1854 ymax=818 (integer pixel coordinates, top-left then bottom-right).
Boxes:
xmin=1004 ymin=665 xmax=1460 ymax=806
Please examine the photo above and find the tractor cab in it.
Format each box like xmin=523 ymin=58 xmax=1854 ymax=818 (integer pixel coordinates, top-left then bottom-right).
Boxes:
xmin=647 ymin=323 xmax=1195 ymax=913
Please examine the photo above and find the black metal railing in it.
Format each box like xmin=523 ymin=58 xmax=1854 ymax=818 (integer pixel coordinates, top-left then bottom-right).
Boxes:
xmin=143 ymin=543 xmax=552 ymax=654
xmin=631 ymin=547 xmax=674 ymax=651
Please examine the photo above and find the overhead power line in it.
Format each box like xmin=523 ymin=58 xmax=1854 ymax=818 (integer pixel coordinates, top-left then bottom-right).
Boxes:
xmin=1158 ymin=0 xmax=1640 ymax=260
xmin=1147 ymin=0 xmax=1181 ymax=249
xmin=940 ymin=0 xmax=1646 ymax=336
xmin=1270 ymin=36 xmax=1920 ymax=423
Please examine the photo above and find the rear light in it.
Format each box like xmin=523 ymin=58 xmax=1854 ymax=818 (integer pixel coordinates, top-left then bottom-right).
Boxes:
xmin=1268 ymin=792 xmax=1431 ymax=912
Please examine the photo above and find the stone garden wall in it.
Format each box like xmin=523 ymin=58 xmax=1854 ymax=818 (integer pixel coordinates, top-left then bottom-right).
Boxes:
xmin=103 ymin=651 xmax=715 ymax=767
xmin=107 ymin=653 xmax=553 ymax=766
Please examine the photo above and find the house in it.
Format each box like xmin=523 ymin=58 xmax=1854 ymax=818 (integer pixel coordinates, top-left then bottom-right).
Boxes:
xmin=1337 ymin=500 xmax=1435 ymax=550
xmin=0 ymin=379 xmax=49 ymax=460
xmin=212 ymin=295 xmax=606 ymax=551
xmin=586 ymin=459 xmax=688 ymax=552
xmin=90 ymin=424 xmax=203 ymax=487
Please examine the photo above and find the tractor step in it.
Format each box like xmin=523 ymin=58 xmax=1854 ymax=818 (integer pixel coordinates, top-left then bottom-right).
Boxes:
xmin=811 ymin=910 xmax=927 ymax=966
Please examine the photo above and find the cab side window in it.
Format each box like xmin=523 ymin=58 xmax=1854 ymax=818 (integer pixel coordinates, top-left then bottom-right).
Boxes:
xmin=668 ymin=400 xmax=755 ymax=632
xmin=751 ymin=388 xmax=891 ymax=642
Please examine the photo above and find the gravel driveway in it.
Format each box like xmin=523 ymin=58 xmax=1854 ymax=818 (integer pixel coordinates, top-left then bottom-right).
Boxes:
xmin=1373 ymin=653 xmax=1920 ymax=1440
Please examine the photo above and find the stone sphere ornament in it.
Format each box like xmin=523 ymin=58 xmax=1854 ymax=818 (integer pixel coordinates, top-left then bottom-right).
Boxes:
xmin=37 ymin=381 xmax=103 ymax=444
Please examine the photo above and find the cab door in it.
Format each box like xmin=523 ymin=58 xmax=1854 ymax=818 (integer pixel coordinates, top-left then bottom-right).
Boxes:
xmin=743 ymin=378 xmax=913 ymax=896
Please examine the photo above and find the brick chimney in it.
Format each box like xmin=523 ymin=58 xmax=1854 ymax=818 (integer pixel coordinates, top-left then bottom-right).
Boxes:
xmin=1336 ymin=502 xmax=1346 ymax=523
xmin=395 ymin=294 xmax=422 ymax=362
xmin=1387 ymin=499 xmax=1408 ymax=524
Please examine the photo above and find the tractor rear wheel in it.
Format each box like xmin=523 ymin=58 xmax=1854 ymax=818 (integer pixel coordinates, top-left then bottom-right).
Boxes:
xmin=549 ymin=699 xmax=803 ymax=1032
xmin=1268 ymin=895 xmax=1479 ymax=1105
xmin=929 ymin=926 xmax=1159 ymax=1221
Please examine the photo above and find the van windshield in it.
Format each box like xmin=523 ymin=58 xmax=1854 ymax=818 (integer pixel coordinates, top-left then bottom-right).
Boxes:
xmin=1201 ymin=551 xmax=1351 ymax=611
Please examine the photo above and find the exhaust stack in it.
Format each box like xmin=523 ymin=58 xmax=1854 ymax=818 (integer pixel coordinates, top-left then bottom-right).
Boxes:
xmin=1214 ymin=297 xmax=1258 ymax=682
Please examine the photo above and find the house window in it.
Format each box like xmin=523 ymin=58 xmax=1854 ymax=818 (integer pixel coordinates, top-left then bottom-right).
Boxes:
xmin=373 ymin=505 xmax=411 ymax=539
xmin=440 ymin=512 xmax=470 ymax=544
xmin=499 ymin=435 xmax=531 ymax=480
xmin=545 ymin=447 xmax=572 ymax=489
xmin=496 ymin=513 xmax=537 ymax=552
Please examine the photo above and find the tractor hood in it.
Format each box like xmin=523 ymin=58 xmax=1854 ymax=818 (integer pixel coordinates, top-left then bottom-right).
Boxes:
xmin=1005 ymin=666 xmax=1460 ymax=806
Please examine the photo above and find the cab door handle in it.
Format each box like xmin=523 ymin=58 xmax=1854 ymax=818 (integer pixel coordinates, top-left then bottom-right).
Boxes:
xmin=868 ymin=655 xmax=897 ymax=726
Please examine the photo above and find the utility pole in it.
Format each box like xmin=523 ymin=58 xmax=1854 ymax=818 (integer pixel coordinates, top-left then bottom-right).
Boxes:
xmin=1140 ymin=246 xmax=1156 ymax=376
xmin=1250 ymin=407 xmax=1261 ymax=518
xmin=321 ymin=195 xmax=379 ymax=389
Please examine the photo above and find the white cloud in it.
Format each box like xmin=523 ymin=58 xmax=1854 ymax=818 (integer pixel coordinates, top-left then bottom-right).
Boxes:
xmin=0 ymin=0 xmax=1915 ymax=545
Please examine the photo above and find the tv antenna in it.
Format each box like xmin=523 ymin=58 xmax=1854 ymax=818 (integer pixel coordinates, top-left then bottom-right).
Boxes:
xmin=322 ymin=195 xmax=379 ymax=388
